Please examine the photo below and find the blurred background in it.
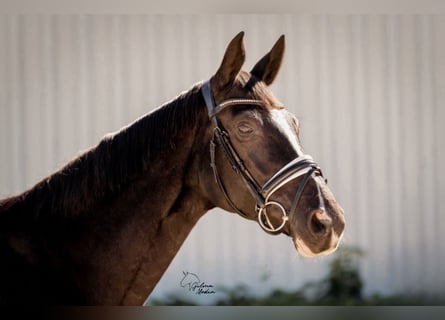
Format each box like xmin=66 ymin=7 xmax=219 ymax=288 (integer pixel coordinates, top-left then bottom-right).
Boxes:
xmin=0 ymin=14 xmax=444 ymax=305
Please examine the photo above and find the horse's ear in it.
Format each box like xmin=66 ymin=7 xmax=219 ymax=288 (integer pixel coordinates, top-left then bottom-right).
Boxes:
xmin=212 ymin=31 xmax=246 ymax=90
xmin=250 ymin=35 xmax=285 ymax=85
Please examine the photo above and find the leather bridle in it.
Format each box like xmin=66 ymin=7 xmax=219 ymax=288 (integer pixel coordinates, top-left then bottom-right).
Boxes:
xmin=201 ymin=81 xmax=325 ymax=233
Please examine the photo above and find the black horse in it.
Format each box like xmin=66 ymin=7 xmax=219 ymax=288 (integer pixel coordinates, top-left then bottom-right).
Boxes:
xmin=0 ymin=32 xmax=345 ymax=305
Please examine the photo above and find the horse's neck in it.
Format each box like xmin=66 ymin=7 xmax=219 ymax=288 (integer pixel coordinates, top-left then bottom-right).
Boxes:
xmin=119 ymin=188 xmax=210 ymax=305
xmin=0 ymin=88 xmax=214 ymax=305
xmin=65 ymin=104 xmax=210 ymax=304
xmin=95 ymin=128 xmax=211 ymax=305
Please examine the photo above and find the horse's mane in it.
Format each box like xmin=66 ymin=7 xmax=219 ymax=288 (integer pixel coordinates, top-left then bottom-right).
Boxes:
xmin=0 ymin=83 xmax=205 ymax=223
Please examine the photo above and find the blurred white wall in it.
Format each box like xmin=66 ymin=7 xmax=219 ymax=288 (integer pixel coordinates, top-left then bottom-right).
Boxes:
xmin=0 ymin=15 xmax=444 ymax=304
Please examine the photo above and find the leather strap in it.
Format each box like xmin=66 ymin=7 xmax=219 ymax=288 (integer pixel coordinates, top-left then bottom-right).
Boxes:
xmin=203 ymin=80 xmax=265 ymax=217
xmin=209 ymin=129 xmax=250 ymax=218
xmin=201 ymin=80 xmax=326 ymax=231
xmin=290 ymin=166 xmax=320 ymax=215
xmin=201 ymin=81 xmax=218 ymax=125
xmin=261 ymin=155 xmax=318 ymax=197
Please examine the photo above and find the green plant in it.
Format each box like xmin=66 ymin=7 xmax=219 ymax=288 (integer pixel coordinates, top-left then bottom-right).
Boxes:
xmin=311 ymin=246 xmax=364 ymax=304
xmin=148 ymin=246 xmax=445 ymax=306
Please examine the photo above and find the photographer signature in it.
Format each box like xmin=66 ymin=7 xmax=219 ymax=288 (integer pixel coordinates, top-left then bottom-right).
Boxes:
xmin=180 ymin=271 xmax=216 ymax=295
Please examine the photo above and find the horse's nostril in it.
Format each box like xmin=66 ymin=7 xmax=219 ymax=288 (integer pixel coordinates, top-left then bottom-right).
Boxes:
xmin=308 ymin=209 xmax=332 ymax=237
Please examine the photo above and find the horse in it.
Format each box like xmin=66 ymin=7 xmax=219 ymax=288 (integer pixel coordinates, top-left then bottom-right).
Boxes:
xmin=0 ymin=32 xmax=345 ymax=305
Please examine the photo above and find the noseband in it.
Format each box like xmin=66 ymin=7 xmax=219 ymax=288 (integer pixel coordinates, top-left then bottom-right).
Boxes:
xmin=201 ymin=81 xmax=325 ymax=233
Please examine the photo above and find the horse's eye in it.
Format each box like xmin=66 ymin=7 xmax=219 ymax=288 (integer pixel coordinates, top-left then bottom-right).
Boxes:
xmin=238 ymin=123 xmax=253 ymax=135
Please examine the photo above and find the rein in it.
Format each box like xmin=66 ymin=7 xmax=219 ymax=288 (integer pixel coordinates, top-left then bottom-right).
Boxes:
xmin=201 ymin=81 xmax=325 ymax=233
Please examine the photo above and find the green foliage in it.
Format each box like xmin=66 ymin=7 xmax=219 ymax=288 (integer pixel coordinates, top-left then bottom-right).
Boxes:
xmin=149 ymin=246 xmax=445 ymax=306
xmin=306 ymin=246 xmax=364 ymax=304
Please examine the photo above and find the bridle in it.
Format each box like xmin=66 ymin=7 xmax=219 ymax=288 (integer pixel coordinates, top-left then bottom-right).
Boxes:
xmin=201 ymin=80 xmax=326 ymax=233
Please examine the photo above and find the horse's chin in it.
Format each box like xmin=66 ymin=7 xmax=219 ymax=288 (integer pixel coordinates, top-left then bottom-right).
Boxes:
xmin=293 ymin=237 xmax=339 ymax=258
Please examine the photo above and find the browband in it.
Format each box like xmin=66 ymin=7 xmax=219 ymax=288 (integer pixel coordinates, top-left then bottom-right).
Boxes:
xmin=201 ymin=81 xmax=263 ymax=122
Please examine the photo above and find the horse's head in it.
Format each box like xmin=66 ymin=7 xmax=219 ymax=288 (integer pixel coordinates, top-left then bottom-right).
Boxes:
xmin=198 ymin=32 xmax=345 ymax=257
